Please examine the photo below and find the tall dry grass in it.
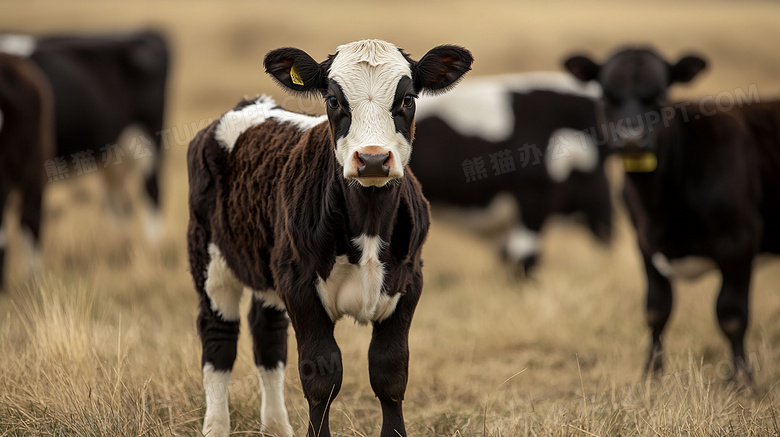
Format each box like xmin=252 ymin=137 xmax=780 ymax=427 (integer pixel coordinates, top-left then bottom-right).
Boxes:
xmin=1 ymin=1 xmax=779 ymax=435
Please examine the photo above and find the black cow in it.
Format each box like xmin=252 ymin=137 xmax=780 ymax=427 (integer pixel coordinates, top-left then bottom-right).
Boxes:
xmin=0 ymin=53 xmax=53 ymax=290
xmin=187 ymin=40 xmax=472 ymax=436
xmin=565 ymin=47 xmax=780 ymax=382
xmin=411 ymin=73 xmax=613 ymax=276
xmin=0 ymin=31 xmax=169 ymax=240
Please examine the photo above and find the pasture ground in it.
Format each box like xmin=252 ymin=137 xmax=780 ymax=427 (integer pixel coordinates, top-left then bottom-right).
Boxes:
xmin=1 ymin=1 xmax=780 ymax=435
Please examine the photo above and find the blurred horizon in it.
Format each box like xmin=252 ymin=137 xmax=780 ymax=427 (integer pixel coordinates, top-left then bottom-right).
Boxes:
xmin=3 ymin=0 xmax=779 ymax=122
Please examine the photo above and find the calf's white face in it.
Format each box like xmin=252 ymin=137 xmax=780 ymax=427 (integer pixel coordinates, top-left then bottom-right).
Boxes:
xmin=328 ymin=41 xmax=413 ymax=186
xmin=264 ymin=39 xmax=473 ymax=187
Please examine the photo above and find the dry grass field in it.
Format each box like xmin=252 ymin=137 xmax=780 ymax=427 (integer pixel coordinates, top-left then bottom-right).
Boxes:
xmin=1 ymin=1 xmax=780 ymax=435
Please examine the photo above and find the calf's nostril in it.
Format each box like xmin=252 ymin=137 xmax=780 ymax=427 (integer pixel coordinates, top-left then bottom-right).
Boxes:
xmin=353 ymin=151 xmax=366 ymax=167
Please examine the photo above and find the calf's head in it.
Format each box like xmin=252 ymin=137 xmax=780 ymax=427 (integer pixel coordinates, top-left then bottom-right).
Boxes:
xmin=265 ymin=39 xmax=473 ymax=187
xmin=564 ymin=48 xmax=706 ymax=154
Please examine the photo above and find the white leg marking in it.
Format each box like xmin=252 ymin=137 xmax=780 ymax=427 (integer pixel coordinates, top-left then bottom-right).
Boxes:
xmin=20 ymin=226 xmax=41 ymax=279
xmin=253 ymin=289 xmax=286 ymax=311
xmin=258 ymin=363 xmax=293 ymax=437
xmin=202 ymin=363 xmax=231 ymax=437
xmin=505 ymin=226 xmax=540 ymax=263
xmin=205 ymin=244 xmax=244 ymax=321
xmin=545 ymin=128 xmax=599 ymax=183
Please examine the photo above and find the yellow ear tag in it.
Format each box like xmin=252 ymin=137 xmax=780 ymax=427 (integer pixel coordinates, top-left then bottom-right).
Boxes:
xmin=622 ymin=152 xmax=658 ymax=173
xmin=290 ymin=65 xmax=304 ymax=86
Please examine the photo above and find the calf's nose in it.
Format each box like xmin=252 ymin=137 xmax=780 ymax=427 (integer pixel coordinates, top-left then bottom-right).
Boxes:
xmin=356 ymin=151 xmax=391 ymax=177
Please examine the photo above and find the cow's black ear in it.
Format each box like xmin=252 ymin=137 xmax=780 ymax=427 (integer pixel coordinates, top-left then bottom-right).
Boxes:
xmin=411 ymin=45 xmax=473 ymax=95
xmin=264 ymin=47 xmax=328 ymax=96
xmin=564 ymin=55 xmax=600 ymax=82
xmin=669 ymin=55 xmax=706 ymax=84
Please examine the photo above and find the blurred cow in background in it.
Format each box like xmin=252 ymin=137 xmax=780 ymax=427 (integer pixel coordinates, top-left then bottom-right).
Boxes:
xmin=0 ymin=53 xmax=53 ymax=291
xmin=0 ymin=30 xmax=169 ymax=241
xmin=411 ymin=73 xmax=613 ymax=276
xmin=565 ymin=47 xmax=780 ymax=384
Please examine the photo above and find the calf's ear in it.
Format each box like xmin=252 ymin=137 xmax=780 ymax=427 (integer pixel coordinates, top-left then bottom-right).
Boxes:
xmin=564 ymin=55 xmax=601 ymax=82
xmin=264 ymin=47 xmax=328 ymax=96
xmin=411 ymin=45 xmax=473 ymax=95
xmin=669 ymin=55 xmax=706 ymax=84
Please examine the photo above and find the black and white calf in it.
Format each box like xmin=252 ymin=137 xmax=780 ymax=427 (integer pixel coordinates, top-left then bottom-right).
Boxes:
xmin=410 ymin=73 xmax=612 ymax=276
xmin=187 ymin=40 xmax=472 ymax=436
xmin=1 ymin=31 xmax=169 ymax=240
xmin=565 ymin=47 xmax=780 ymax=381
xmin=0 ymin=53 xmax=53 ymax=290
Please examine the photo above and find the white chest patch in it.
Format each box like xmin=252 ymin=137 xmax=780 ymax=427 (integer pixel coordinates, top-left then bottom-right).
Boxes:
xmin=651 ymin=252 xmax=717 ymax=280
xmin=0 ymin=34 xmax=36 ymax=57
xmin=415 ymin=72 xmax=601 ymax=143
xmin=214 ymin=95 xmax=326 ymax=152
xmin=316 ymin=234 xmax=400 ymax=325
xmin=544 ymin=128 xmax=599 ymax=182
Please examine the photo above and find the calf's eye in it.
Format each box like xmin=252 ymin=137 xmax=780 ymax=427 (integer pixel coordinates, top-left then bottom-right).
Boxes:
xmin=327 ymin=96 xmax=339 ymax=109
xmin=403 ymin=95 xmax=414 ymax=108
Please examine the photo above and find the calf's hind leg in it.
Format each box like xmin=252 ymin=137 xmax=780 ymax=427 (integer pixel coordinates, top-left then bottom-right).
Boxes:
xmin=248 ymin=295 xmax=293 ymax=436
xmin=191 ymin=237 xmax=244 ymax=437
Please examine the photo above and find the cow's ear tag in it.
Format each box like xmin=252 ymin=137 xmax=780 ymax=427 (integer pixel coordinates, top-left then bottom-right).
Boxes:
xmin=290 ymin=65 xmax=304 ymax=86
xmin=622 ymin=152 xmax=657 ymax=172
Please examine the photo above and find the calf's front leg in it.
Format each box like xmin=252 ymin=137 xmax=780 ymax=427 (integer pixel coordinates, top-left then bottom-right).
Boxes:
xmin=369 ymin=284 xmax=421 ymax=437
xmin=286 ymin=286 xmax=342 ymax=437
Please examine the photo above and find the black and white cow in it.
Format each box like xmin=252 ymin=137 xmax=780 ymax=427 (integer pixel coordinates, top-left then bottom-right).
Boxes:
xmin=1 ymin=31 xmax=169 ymax=240
xmin=565 ymin=47 xmax=780 ymax=381
xmin=0 ymin=53 xmax=53 ymax=290
xmin=410 ymin=73 xmax=613 ymax=276
xmin=187 ymin=40 xmax=472 ymax=436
